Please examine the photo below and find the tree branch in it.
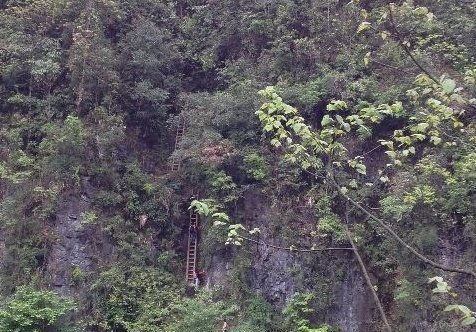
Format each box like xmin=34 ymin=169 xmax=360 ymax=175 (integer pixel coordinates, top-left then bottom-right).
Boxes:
xmin=344 ymin=210 xmax=392 ymax=332
xmin=387 ymin=4 xmax=440 ymax=85
xmin=330 ymin=174 xmax=476 ymax=278
xmin=370 ymin=59 xmax=413 ymax=75
xmin=441 ymin=131 xmax=476 ymax=151
xmin=240 ymin=235 xmax=353 ymax=253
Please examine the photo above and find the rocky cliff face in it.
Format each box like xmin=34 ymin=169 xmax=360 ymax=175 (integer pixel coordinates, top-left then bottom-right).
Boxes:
xmin=23 ymin=181 xmax=471 ymax=332
xmin=206 ymin=188 xmax=377 ymax=331
xmin=0 ymin=235 xmax=5 ymax=277
xmin=46 ymin=177 xmax=112 ymax=297
xmin=333 ymin=264 xmax=376 ymax=331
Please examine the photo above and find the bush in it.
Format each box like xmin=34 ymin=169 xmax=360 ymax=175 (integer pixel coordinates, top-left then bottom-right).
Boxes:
xmin=0 ymin=285 xmax=75 ymax=332
xmin=89 ymin=266 xmax=181 ymax=331
xmin=165 ymin=291 xmax=238 ymax=332
xmin=241 ymin=152 xmax=269 ymax=181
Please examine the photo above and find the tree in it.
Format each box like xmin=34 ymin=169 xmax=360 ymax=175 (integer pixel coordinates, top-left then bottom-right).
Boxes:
xmin=0 ymin=285 xmax=75 ymax=332
xmin=164 ymin=291 xmax=238 ymax=332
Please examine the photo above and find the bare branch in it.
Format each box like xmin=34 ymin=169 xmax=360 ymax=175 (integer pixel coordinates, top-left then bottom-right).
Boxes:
xmin=330 ymin=173 xmax=476 ymax=278
xmin=370 ymin=59 xmax=413 ymax=75
xmin=441 ymin=131 xmax=476 ymax=151
xmin=387 ymin=4 xmax=440 ymax=85
xmin=344 ymin=209 xmax=392 ymax=332
xmin=240 ymin=235 xmax=353 ymax=253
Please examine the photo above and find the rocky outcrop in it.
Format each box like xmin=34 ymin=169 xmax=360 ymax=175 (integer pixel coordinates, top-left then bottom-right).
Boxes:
xmin=331 ymin=263 xmax=376 ymax=331
xmin=207 ymin=187 xmax=376 ymax=331
xmin=46 ymin=177 xmax=111 ymax=296
xmin=0 ymin=234 xmax=5 ymax=274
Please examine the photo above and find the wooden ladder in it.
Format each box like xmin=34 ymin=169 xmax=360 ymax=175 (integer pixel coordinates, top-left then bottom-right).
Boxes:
xmin=170 ymin=117 xmax=186 ymax=172
xmin=169 ymin=116 xmax=200 ymax=284
xmin=186 ymin=206 xmax=199 ymax=283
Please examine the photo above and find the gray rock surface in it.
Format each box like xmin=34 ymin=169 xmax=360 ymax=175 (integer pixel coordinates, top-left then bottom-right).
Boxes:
xmin=207 ymin=187 xmax=376 ymax=331
xmin=332 ymin=263 xmax=376 ymax=331
xmin=0 ymin=235 xmax=5 ymax=272
xmin=46 ymin=176 xmax=109 ymax=296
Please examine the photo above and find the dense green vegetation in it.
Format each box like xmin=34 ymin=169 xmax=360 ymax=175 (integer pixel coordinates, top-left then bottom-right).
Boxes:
xmin=0 ymin=0 xmax=475 ymax=331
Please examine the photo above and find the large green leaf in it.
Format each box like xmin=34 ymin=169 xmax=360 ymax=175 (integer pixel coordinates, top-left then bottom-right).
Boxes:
xmin=441 ymin=78 xmax=456 ymax=94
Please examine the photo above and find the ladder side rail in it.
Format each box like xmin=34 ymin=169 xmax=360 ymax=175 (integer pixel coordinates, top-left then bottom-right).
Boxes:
xmin=185 ymin=232 xmax=192 ymax=281
xmin=171 ymin=116 xmax=186 ymax=172
xmin=185 ymin=205 xmax=199 ymax=283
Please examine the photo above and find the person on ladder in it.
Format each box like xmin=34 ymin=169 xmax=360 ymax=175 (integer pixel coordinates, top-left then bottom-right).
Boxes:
xmin=193 ymin=269 xmax=206 ymax=290
xmin=221 ymin=319 xmax=229 ymax=332
xmin=193 ymin=269 xmax=199 ymax=290
xmin=190 ymin=223 xmax=197 ymax=242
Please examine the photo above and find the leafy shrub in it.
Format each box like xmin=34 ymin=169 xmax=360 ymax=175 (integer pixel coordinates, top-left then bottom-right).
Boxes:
xmin=283 ymin=292 xmax=315 ymax=332
xmin=39 ymin=115 xmax=89 ymax=186
xmin=242 ymin=295 xmax=277 ymax=331
xmin=241 ymin=152 xmax=269 ymax=181
xmin=282 ymin=293 xmax=338 ymax=332
xmin=0 ymin=285 xmax=75 ymax=332
xmin=165 ymin=291 xmax=238 ymax=332
xmin=206 ymin=169 xmax=241 ymax=203
xmin=90 ymin=266 xmax=180 ymax=331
